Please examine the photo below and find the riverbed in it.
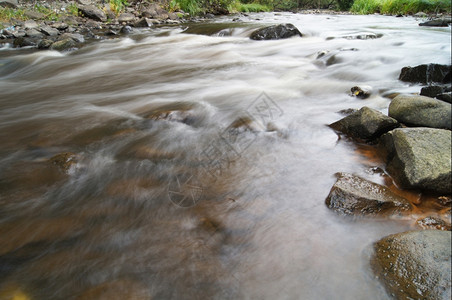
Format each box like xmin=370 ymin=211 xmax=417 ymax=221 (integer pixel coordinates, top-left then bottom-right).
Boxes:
xmin=0 ymin=12 xmax=450 ymax=299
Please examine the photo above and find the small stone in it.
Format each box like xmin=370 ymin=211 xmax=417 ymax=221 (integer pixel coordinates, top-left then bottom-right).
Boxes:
xmin=49 ymin=152 xmax=77 ymax=172
xmin=120 ymin=25 xmax=133 ymax=34
xmin=350 ymin=86 xmax=372 ymax=99
xmin=118 ymin=13 xmax=135 ymax=24
xmin=134 ymin=18 xmax=153 ymax=28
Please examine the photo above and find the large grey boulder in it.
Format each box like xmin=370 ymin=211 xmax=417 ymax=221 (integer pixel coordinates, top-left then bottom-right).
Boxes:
xmin=78 ymin=5 xmax=107 ymax=22
xmin=371 ymin=230 xmax=451 ymax=300
xmin=380 ymin=128 xmax=451 ymax=193
xmin=389 ymin=94 xmax=451 ymax=129
xmin=325 ymin=172 xmax=412 ymax=216
xmin=399 ymin=64 xmax=451 ymax=84
xmin=330 ymin=106 xmax=399 ymax=141
xmin=250 ymin=24 xmax=302 ymax=40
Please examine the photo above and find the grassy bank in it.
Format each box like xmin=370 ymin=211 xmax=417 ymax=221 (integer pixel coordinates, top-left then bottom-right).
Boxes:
xmin=351 ymin=0 xmax=451 ymax=14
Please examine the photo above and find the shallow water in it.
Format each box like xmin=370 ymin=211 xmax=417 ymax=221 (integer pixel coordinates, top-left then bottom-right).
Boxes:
xmin=0 ymin=13 xmax=450 ymax=299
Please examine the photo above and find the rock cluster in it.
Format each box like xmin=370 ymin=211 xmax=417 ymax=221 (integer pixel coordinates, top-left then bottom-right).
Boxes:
xmin=327 ymin=64 xmax=451 ymax=299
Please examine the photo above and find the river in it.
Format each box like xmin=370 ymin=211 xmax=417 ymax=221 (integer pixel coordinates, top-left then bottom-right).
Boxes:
xmin=0 ymin=12 xmax=450 ymax=299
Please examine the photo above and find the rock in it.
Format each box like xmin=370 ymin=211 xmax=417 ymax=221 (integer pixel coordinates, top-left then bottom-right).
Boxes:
xmin=118 ymin=12 xmax=135 ymax=23
xmin=13 ymin=37 xmax=35 ymax=47
xmin=120 ymin=25 xmax=133 ymax=34
xmin=420 ymin=85 xmax=446 ymax=98
xmin=0 ymin=0 xmax=18 ymax=8
xmin=416 ymin=216 xmax=451 ymax=231
xmin=53 ymin=22 xmax=69 ymax=31
xmin=40 ymin=25 xmax=60 ymax=37
xmin=388 ymin=94 xmax=451 ymax=129
xmin=250 ymin=23 xmax=302 ymax=40
xmin=78 ymin=5 xmax=107 ymax=22
xmin=371 ymin=230 xmax=451 ymax=300
xmin=325 ymin=172 xmax=412 ymax=216
xmin=23 ymin=10 xmax=45 ymax=20
xmin=25 ymin=28 xmax=44 ymax=39
xmin=419 ymin=19 xmax=449 ymax=27
xmin=37 ymin=39 xmax=53 ymax=49
xmin=399 ymin=64 xmax=451 ymax=84
xmin=134 ymin=17 xmax=153 ymax=28
xmin=59 ymin=33 xmax=85 ymax=43
xmin=414 ymin=12 xmax=428 ymax=17
xmin=142 ymin=102 xmax=197 ymax=125
xmin=49 ymin=152 xmax=77 ymax=172
xmin=50 ymin=38 xmax=77 ymax=51
xmin=437 ymin=92 xmax=452 ymax=103
xmin=350 ymin=86 xmax=372 ymax=99
xmin=329 ymin=106 xmax=399 ymax=141
xmin=380 ymin=128 xmax=451 ymax=193
xmin=24 ymin=20 xmax=39 ymax=29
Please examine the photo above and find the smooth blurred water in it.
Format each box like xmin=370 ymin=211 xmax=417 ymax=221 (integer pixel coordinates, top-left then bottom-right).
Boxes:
xmin=0 ymin=12 xmax=450 ymax=300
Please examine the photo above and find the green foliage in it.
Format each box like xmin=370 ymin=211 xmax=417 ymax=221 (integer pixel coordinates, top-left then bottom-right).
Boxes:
xmin=66 ymin=3 xmax=80 ymax=17
xmin=109 ymin=0 xmax=129 ymax=15
xmin=170 ymin=0 xmax=203 ymax=15
xmin=0 ymin=7 xmax=26 ymax=23
xmin=34 ymin=3 xmax=60 ymax=21
xmin=351 ymin=0 xmax=451 ymax=14
xmin=237 ymin=3 xmax=272 ymax=11
xmin=336 ymin=0 xmax=354 ymax=10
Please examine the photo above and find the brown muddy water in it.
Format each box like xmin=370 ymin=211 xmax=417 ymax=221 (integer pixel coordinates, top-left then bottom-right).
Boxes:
xmin=0 ymin=13 xmax=451 ymax=300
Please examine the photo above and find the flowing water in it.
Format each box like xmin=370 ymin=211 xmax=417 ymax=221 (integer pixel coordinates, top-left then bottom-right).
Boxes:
xmin=0 ymin=12 xmax=450 ymax=299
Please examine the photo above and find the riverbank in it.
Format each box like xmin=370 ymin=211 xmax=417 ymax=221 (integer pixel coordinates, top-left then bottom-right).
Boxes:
xmin=1 ymin=0 xmax=451 ymax=52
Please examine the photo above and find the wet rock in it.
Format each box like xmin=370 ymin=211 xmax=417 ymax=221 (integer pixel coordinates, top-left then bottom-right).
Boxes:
xmin=371 ymin=230 xmax=451 ymax=300
xmin=40 ymin=25 xmax=60 ymax=37
xmin=118 ymin=12 xmax=135 ymax=24
xmin=134 ymin=17 xmax=153 ymax=28
xmin=142 ymin=102 xmax=197 ymax=125
xmin=37 ymin=39 xmax=53 ymax=49
xmin=420 ymin=85 xmax=447 ymax=98
xmin=380 ymin=128 xmax=451 ymax=193
xmin=342 ymin=33 xmax=383 ymax=40
xmin=436 ymin=92 xmax=452 ymax=103
xmin=50 ymin=38 xmax=77 ymax=51
xmin=329 ymin=106 xmax=399 ymax=141
xmin=325 ymin=172 xmax=412 ymax=216
xmin=60 ymin=33 xmax=85 ymax=43
xmin=120 ymin=25 xmax=133 ymax=34
xmin=350 ymin=86 xmax=372 ymax=99
xmin=78 ymin=5 xmax=107 ymax=22
xmin=250 ymin=23 xmax=302 ymax=40
xmin=416 ymin=216 xmax=451 ymax=231
xmin=13 ymin=37 xmax=35 ymax=47
xmin=399 ymin=64 xmax=451 ymax=84
xmin=419 ymin=19 xmax=449 ymax=27
xmin=49 ymin=152 xmax=77 ymax=172
xmin=388 ymin=94 xmax=451 ymax=129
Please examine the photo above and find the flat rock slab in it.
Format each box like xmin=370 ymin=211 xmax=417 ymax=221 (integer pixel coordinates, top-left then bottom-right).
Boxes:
xmin=250 ymin=23 xmax=302 ymax=40
xmin=330 ymin=106 xmax=399 ymax=141
xmin=325 ymin=172 xmax=412 ymax=216
xmin=389 ymin=94 xmax=451 ymax=129
xmin=371 ymin=230 xmax=451 ymax=300
xmin=380 ymin=128 xmax=451 ymax=194
xmin=78 ymin=5 xmax=107 ymax=22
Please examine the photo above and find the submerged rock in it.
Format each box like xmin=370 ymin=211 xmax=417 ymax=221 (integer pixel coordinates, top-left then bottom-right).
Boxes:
xmin=416 ymin=216 xmax=451 ymax=231
xmin=325 ymin=172 xmax=412 ymax=216
xmin=388 ymin=94 xmax=451 ymax=129
xmin=329 ymin=106 xmax=399 ymax=141
xmin=49 ymin=152 xmax=77 ymax=172
xmin=399 ymin=64 xmax=451 ymax=84
xmin=250 ymin=23 xmax=302 ymax=40
xmin=380 ymin=128 xmax=451 ymax=194
xmin=371 ymin=230 xmax=451 ymax=300
xmin=350 ymin=86 xmax=372 ymax=99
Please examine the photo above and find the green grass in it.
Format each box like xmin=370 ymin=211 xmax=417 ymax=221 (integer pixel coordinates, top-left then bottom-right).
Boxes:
xmin=351 ymin=0 xmax=451 ymax=14
xmin=236 ymin=3 xmax=271 ymax=12
xmin=170 ymin=0 xmax=203 ymax=15
xmin=0 ymin=7 xmax=26 ymax=23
